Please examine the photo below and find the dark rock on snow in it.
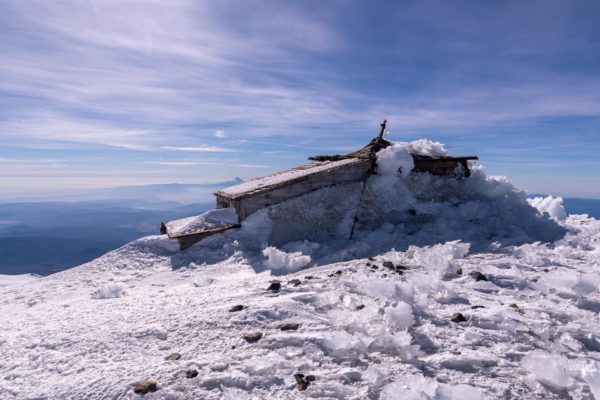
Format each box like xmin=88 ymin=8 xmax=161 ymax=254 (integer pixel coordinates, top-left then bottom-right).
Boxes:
xmin=294 ymin=373 xmax=316 ymax=391
xmin=288 ymin=279 xmax=301 ymax=287
xmin=243 ymin=332 xmax=263 ymax=343
xmin=451 ymin=312 xmax=467 ymax=323
xmin=267 ymin=281 xmax=281 ymax=292
xmin=185 ymin=369 xmax=199 ymax=379
xmin=165 ymin=352 xmax=181 ymax=361
xmin=469 ymin=271 xmax=488 ymax=282
xmin=133 ymin=380 xmax=158 ymax=394
xmin=228 ymin=305 xmax=244 ymax=312
xmin=280 ymin=323 xmax=300 ymax=331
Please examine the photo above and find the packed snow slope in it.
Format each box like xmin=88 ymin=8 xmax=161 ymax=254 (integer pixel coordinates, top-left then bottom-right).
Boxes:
xmin=2 ymin=140 xmax=600 ymax=400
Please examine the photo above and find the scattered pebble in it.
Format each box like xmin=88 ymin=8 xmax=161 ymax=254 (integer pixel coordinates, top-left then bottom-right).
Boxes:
xmin=469 ymin=271 xmax=488 ymax=282
xmin=471 ymin=305 xmax=485 ymax=309
xmin=133 ymin=380 xmax=158 ymax=394
xmin=280 ymin=323 xmax=300 ymax=331
xmin=288 ymin=279 xmax=301 ymax=287
xmin=294 ymin=373 xmax=316 ymax=391
xmin=228 ymin=305 xmax=244 ymax=312
xmin=382 ymin=261 xmax=394 ymax=269
xmin=185 ymin=369 xmax=198 ymax=379
xmin=355 ymin=304 xmax=365 ymax=311
xmin=165 ymin=352 xmax=181 ymax=361
xmin=509 ymin=303 xmax=519 ymax=309
xmin=266 ymin=281 xmax=281 ymax=292
xmin=243 ymin=332 xmax=263 ymax=343
xmin=451 ymin=312 xmax=467 ymax=323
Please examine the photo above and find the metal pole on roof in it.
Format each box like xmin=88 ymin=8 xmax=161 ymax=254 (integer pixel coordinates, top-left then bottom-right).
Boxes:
xmin=378 ymin=119 xmax=387 ymax=139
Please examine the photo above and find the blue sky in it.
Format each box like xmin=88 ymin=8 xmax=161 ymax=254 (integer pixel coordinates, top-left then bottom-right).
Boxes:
xmin=1 ymin=0 xmax=599 ymax=197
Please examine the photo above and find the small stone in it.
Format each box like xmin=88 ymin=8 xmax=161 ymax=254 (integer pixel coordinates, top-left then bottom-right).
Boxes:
xmin=509 ymin=303 xmax=519 ymax=309
xmin=288 ymin=279 xmax=301 ymax=287
xmin=266 ymin=281 xmax=281 ymax=292
xmin=297 ymin=382 xmax=309 ymax=391
xmin=382 ymin=273 xmax=387 ymax=277
xmin=382 ymin=261 xmax=394 ymax=269
xmin=304 ymin=275 xmax=314 ymax=280
xmin=280 ymin=323 xmax=300 ymax=331
xmin=370 ymin=265 xmax=379 ymax=270
xmin=305 ymin=375 xmax=316 ymax=382
xmin=293 ymin=373 xmax=305 ymax=384
xmin=185 ymin=369 xmax=198 ymax=379
xmin=456 ymin=268 xmax=463 ymax=275
xmin=451 ymin=312 xmax=466 ymax=323
xmin=471 ymin=305 xmax=485 ymax=309
xmin=228 ymin=305 xmax=244 ymax=312
xmin=368 ymin=257 xmax=375 ymax=261
xmin=469 ymin=271 xmax=487 ymax=282
xmin=243 ymin=332 xmax=263 ymax=343
xmin=355 ymin=304 xmax=365 ymax=311
xmin=165 ymin=352 xmax=181 ymax=361
xmin=335 ymin=270 xmax=343 ymax=275
xmin=543 ymin=268 xmax=549 ymax=273
xmin=133 ymin=380 xmax=158 ymax=394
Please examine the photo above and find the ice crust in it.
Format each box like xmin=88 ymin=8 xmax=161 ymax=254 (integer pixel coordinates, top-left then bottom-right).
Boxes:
xmin=3 ymin=139 xmax=599 ymax=399
xmin=164 ymin=207 xmax=238 ymax=236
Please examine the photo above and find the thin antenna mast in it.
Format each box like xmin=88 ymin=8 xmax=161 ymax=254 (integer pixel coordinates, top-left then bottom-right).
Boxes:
xmin=378 ymin=119 xmax=387 ymax=139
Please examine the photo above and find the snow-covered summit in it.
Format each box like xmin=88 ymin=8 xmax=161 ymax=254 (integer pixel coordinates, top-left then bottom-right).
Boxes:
xmin=2 ymin=140 xmax=599 ymax=400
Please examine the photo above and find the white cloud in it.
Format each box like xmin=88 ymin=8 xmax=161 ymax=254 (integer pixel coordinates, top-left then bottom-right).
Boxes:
xmin=161 ymin=146 xmax=238 ymax=153
xmin=214 ymin=130 xmax=227 ymax=138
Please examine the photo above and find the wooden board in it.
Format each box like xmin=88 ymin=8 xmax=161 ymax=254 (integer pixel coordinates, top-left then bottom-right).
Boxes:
xmin=170 ymin=224 xmax=241 ymax=250
xmin=217 ymin=160 xmax=370 ymax=219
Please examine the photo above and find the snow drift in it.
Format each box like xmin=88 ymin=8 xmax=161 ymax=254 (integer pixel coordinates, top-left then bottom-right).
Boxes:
xmin=176 ymin=139 xmax=566 ymax=271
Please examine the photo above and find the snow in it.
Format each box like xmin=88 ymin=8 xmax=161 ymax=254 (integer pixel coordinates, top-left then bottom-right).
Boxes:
xmin=164 ymin=207 xmax=239 ymax=236
xmin=0 ymin=273 xmax=40 ymax=286
xmin=528 ymin=195 xmax=568 ymax=221
xmin=522 ymin=351 xmax=570 ymax=389
xmin=262 ymin=246 xmax=312 ymax=272
xmin=1 ymin=139 xmax=600 ymax=399
xmin=92 ymin=283 xmax=126 ymax=299
xmin=377 ymin=143 xmax=415 ymax=177
xmin=218 ymin=158 xmax=361 ymax=197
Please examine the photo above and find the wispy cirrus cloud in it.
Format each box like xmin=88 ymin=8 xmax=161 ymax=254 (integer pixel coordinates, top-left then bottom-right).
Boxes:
xmin=1 ymin=1 xmax=600 ymax=196
xmin=161 ymin=146 xmax=238 ymax=153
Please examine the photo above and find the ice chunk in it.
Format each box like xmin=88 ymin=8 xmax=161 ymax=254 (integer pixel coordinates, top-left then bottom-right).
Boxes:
xmin=528 ymin=196 xmax=567 ymax=221
xmin=380 ymin=374 xmax=437 ymax=400
xmin=192 ymin=276 xmax=214 ymax=287
xmin=409 ymin=241 xmax=470 ymax=279
xmin=321 ymin=331 xmax=365 ymax=355
xmin=437 ymin=383 xmax=484 ymax=400
xmin=164 ymin=208 xmax=239 ymax=236
xmin=262 ymin=246 xmax=311 ymax=272
xmin=381 ymin=374 xmax=483 ymax=400
xmin=377 ymin=143 xmax=415 ymax=177
xmin=582 ymin=362 xmax=600 ymax=400
xmin=384 ymin=302 xmax=414 ymax=331
xmin=91 ymin=283 xmax=125 ymax=299
xmin=522 ymin=351 xmax=569 ymax=389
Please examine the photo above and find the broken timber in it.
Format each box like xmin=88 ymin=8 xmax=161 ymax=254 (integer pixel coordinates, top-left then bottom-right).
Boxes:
xmin=162 ymin=121 xmax=478 ymax=249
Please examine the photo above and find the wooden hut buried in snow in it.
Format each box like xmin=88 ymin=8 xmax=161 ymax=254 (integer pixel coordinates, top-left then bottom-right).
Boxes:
xmin=161 ymin=121 xmax=478 ymax=249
